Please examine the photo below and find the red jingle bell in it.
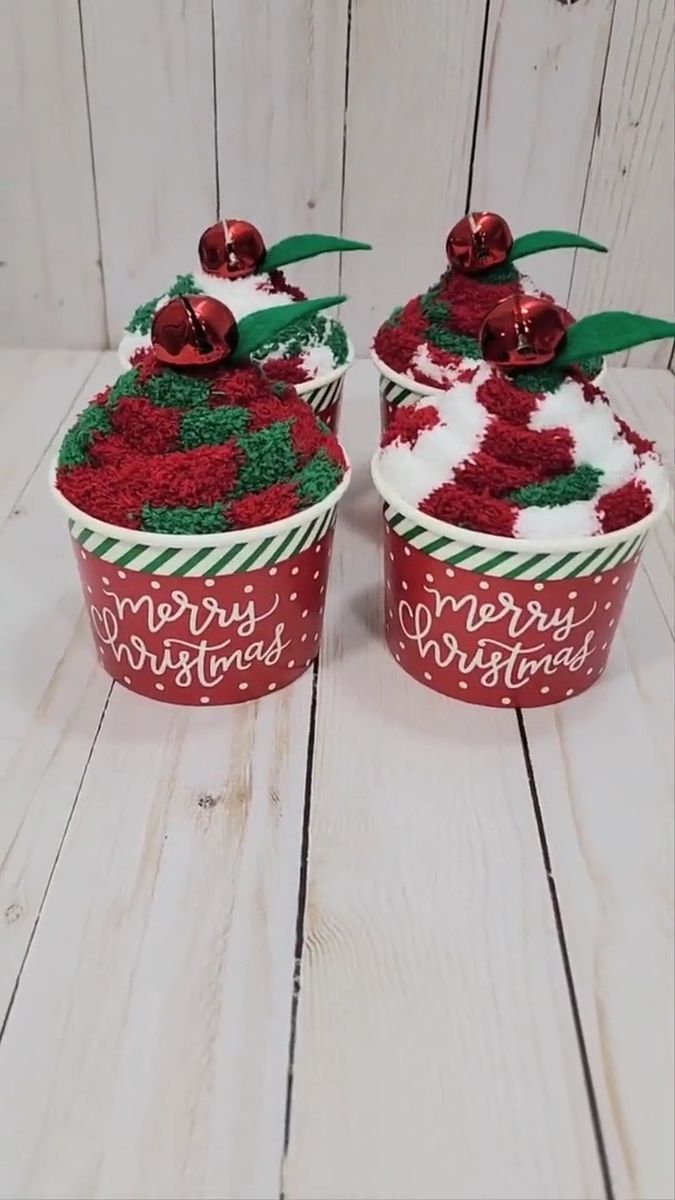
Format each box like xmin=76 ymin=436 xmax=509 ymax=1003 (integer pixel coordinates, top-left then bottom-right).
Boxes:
xmin=446 ymin=211 xmax=514 ymax=274
xmin=151 ymin=295 xmax=238 ymax=368
xmin=198 ymin=219 xmax=266 ymax=279
xmin=480 ymin=295 xmax=568 ymax=369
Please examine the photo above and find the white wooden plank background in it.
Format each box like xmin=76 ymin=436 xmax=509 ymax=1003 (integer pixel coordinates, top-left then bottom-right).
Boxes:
xmin=0 ymin=0 xmax=105 ymax=347
xmin=0 ymin=352 xmax=672 ymax=1199
xmin=214 ymin=0 xmax=349 ymax=303
xmin=568 ymin=0 xmax=675 ymax=368
xmin=469 ymin=0 xmax=615 ymax=306
xmin=1 ymin=0 xmax=672 ymax=364
xmin=338 ymin=0 xmax=487 ymax=353
xmin=283 ymin=369 xmax=605 ymax=1200
xmin=0 ymin=353 xmax=113 ymax=1017
xmin=80 ymin=0 xmax=217 ymax=345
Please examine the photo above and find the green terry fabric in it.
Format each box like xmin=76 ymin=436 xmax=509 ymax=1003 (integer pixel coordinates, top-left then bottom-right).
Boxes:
xmin=513 ymin=355 xmax=603 ymax=394
xmin=141 ymin=502 xmax=229 ymax=535
xmin=236 ymin=421 xmax=297 ymax=495
xmin=125 ymin=274 xmax=201 ymax=336
xmin=108 ymin=367 xmax=143 ymax=405
xmin=145 ymin=372 xmax=211 ymax=409
xmin=180 ymin=405 xmax=250 ymax=449
xmin=58 ymin=404 xmax=112 ymax=468
xmin=509 ymin=464 xmax=603 ymax=509
xmin=478 ymin=260 xmax=520 ymax=284
xmin=296 ymin=451 xmax=342 ymax=507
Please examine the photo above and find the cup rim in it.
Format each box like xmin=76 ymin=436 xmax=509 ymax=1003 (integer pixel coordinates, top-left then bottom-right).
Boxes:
xmin=371 ymin=452 xmax=669 ymax=556
xmin=294 ymin=340 xmax=355 ymax=394
xmin=51 ymin=462 xmax=351 ymax=550
xmin=371 ymin=347 xmax=609 ymax=396
xmin=370 ymin=348 xmax=445 ymax=395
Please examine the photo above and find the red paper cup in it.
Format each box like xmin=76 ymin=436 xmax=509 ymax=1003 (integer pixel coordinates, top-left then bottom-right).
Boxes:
xmin=372 ymin=457 xmax=667 ymax=708
xmin=52 ymin=471 xmax=350 ymax=705
xmin=295 ymin=349 xmax=354 ymax=433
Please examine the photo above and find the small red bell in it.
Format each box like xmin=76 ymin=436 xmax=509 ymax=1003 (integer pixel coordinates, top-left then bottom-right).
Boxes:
xmin=198 ymin=219 xmax=266 ymax=279
xmin=480 ymin=295 xmax=568 ymax=369
xmin=151 ymin=295 xmax=238 ymax=368
xmin=446 ymin=211 xmax=514 ymax=274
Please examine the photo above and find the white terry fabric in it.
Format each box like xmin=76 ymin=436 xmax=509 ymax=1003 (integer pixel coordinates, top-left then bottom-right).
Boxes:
xmin=634 ymin=454 xmax=670 ymax=509
xmin=378 ymin=377 xmax=490 ymax=506
xmin=377 ymin=366 xmax=667 ymax=541
xmin=118 ymin=270 xmax=340 ymax=378
xmin=515 ymin=501 xmax=600 ymax=540
xmin=192 ymin=269 xmax=292 ymax=319
xmin=530 ymin=377 xmax=638 ymax=493
xmin=410 ymin=346 xmax=493 ymax=389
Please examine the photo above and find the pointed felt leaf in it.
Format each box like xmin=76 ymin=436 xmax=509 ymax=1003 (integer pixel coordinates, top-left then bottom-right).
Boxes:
xmin=510 ymin=230 xmax=607 ymax=260
xmin=263 ymin=234 xmax=371 ymax=272
xmin=555 ymin=312 xmax=675 ymax=367
xmin=230 ymin=296 xmax=346 ymax=364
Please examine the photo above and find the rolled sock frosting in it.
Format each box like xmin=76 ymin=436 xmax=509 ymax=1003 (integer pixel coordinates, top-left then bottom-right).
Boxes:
xmin=373 ymin=212 xmax=607 ymax=388
xmin=56 ymin=352 xmax=348 ymax=536
xmin=119 ymin=222 xmax=370 ymax=382
xmin=376 ymin=363 xmax=669 ymax=540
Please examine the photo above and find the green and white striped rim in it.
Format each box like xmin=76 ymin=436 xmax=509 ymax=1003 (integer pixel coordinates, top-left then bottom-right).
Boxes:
xmin=69 ymin=506 xmax=337 ymax=577
xmin=384 ymin=506 xmax=647 ymax=581
xmin=302 ymin=374 xmax=345 ymax=416
xmin=379 ymin=374 xmax=419 ymax=412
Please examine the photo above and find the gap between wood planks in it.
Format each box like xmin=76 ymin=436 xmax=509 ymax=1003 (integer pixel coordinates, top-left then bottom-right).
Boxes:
xmin=76 ymin=0 xmax=109 ymax=348
xmin=464 ymin=0 xmax=492 ymax=214
xmin=337 ymin=0 xmax=353 ymax=307
xmin=281 ymin=660 xmax=321 ymax=1197
xmin=516 ymin=709 xmax=615 ymax=1200
xmin=566 ymin=0 xmax=617 ymax=308
xmin=2 ymin=355 xmax=667 ymax=1196
xmin=0 ymin=685 xmax=114 ymax=1047
xmin=278 ymin=689 xmax=618 ymax=1200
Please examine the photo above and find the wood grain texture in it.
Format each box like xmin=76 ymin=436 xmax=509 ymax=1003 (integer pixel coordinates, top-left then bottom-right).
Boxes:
xmin=81 ymin=0 xmax=217 ymax=345
xmin=0 ymin=682 xmax=313 ymax=1200
xmin=283 ymin=360 xmax=605 ymax=1200
xmin=340 ymin=0 xmax=488 ymax=355
xmin=0 ymin=352 xmax=113 ymax=1022
xmin=470 ymin=0 xmax=615 ymax=305
xmin=569 ymin=0 xmax=675 ymax=368
xmin=0 ymin=349 xmax=99 ymax=524
xmin=603 ymin=368 xmax=674 ymax=633
xmin=0 ymin=0 xmax=105 ymax=348
xmin=214 ymin=0 xmax=349 ymax=302
xmin=522 ymin=565 xmax=674 ymax=1198
xmin=0 ymin=354 xmax=671 ymax=1199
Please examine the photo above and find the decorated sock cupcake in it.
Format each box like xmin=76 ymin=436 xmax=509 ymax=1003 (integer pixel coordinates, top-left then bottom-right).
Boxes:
xmin=372 ymin=298 xmax=674 ymax=708
xmin=54 ymin=294 xmax=351 ymax=705
xmin=120 ymin=221 xmax=370 ymax=430
xmin=372 ymin=211 xmax=607 ymax=426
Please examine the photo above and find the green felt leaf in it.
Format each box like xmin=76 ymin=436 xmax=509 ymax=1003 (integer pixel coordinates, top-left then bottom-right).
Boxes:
xmin=263 ymin=234 xmax=370 ymax=272
xmin=231 ymin=296 xmax=345 ymax=364
xmin=555 ymin=312 xmax=675 ymax=367
xmin=510 ymin=230 xmax=607 ymax=260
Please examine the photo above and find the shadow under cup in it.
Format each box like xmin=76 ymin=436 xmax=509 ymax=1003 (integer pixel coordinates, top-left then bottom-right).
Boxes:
xmin=372 ymin=456 xmax=668 ymax=709
xmin=52 ymin=472 xmax=350 ymax=706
